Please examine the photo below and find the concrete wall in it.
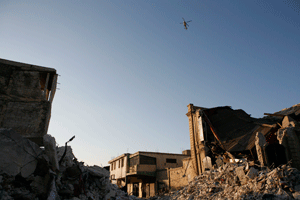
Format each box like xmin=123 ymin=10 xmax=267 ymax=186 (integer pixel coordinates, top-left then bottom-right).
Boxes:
xmin=156 ymin=169 xmax=169 ymax=191
xmin=0 ymin=100 xmax=51 ymax=137
xmin=0 ymin=59 xmax=57 ymax=146
xmin=168 ymin=157 xmax=197 ymax=190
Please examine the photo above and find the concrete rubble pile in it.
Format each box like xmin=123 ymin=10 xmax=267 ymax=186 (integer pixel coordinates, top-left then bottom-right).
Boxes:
xmin=0 ymin=128 xmax=140 ymax=200
xmin=151 ymin=162 xmax=300 ymax=200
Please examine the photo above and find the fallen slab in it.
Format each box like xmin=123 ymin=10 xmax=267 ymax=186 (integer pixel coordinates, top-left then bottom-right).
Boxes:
xmin=0 ymin=128 xmax=42 ymax=178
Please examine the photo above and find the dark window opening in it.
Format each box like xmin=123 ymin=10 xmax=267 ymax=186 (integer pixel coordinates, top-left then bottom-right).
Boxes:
xmin=166 ymin=158 xmax=177 ymax=163
xmin=266 ymin=143 xmax=287 ymax=168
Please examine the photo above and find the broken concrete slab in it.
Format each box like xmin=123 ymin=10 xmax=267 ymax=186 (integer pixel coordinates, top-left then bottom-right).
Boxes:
xmin=235 ymin=166 xmax=247 ymax=184
xmin=0 ymin=128 xmax=42 ymax=178
xmin=43 ymin=134 xmax=59 ymax=171
xmin=87 ymin=165 xmax=110 ymax=178
xmin=215 ymin=156 xmax=223 ymax=168
xmin=293 ymin=191 xmax=300 ymax=199
xmin=282 ymin=116 xmax=297 ymax=128
xmin=246 ymin=167 xmax=258 ymax=179
xmin=57 ymin=146 xmax=75 ymax=168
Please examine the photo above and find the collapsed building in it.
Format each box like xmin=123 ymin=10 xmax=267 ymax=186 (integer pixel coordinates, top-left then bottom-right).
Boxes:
xmin=186 ymin=103 xmax=300 ymax=177
xmin=148 ymin=103 xmax=300 ymax=199
xmin=0 ymin=58 xmax=58 ymax=145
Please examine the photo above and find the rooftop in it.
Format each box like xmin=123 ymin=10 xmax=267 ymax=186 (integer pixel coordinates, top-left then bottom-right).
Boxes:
xmin=0 ymin=58 xmax=56 ymax=73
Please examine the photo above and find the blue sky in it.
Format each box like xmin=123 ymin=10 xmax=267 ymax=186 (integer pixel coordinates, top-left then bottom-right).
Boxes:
xmin=1 ymin=0 xmax=299 ymax=166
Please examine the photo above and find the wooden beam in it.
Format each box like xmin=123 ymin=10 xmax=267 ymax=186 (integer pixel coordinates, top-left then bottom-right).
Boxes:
xmin=260 ymin=123 xmax=277 ymax=128
xmin=277 ymin=122 xmax=282 ymax=128
xmin=202 ymin=111 xmax=225 ymax=150
xmin=264 ymin=113 xmax=285 ymax=117
xmin=49 ymin=74 xmax=57 ymax=103
xmin=43 ymin=73 xmax=50 ymax=100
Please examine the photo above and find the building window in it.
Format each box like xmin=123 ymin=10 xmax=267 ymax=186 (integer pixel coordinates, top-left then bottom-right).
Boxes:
xmin=166 ymin=158 xmax=177 ymax=163
xmin=111 ymin=163 xmax=113 ymax=171
xmin=114 ymin=162 xmax=116 ymax=170
xmin=121 ymin=158 xmax=124 ymax=167
xmin=118 ymin=160 xmax=120 ymax=168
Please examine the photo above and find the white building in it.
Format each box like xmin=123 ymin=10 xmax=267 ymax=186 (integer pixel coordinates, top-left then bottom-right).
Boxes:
xmin=108 ymin=153 xmax=129 ymax=187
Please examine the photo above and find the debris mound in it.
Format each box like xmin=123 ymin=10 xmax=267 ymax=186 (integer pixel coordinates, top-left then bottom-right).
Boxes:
xmin=151 ymin=162 xmax=300 ymax=200
xmin=0 ymin=129 xmax=140 ymax=200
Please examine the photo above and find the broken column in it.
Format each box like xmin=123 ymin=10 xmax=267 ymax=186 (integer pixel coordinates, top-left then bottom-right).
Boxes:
xmin=255 ymin=132 xmax=268 ymax=167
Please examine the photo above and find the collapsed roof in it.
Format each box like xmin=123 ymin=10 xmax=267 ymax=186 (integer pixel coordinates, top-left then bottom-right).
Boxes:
xmin=201 ymin=106 xmax=280 ymax=152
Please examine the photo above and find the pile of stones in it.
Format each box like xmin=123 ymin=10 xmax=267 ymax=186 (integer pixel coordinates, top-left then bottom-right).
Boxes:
xmin=151 ymin=162 xmax=300 ymax=200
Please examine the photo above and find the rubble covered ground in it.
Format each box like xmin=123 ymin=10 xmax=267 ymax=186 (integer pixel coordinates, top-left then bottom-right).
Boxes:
xmin=0 ymin=128 xmax=141 ymax=200
xmin=151 ymin=162 xmax=300 ymax=200
xmin=2 ymin=132 xmax=300 ymax=200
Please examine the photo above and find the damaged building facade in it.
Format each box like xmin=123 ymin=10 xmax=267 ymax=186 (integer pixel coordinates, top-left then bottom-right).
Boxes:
xmin=186 ymin=103 xmax=300 ymax=177
xmin=0 ymin=58 xmax=58 ymax=145
xmin=109 ymin=151 xmax=190 ymax=198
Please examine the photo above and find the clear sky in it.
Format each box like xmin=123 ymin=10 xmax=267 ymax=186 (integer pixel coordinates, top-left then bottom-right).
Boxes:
xmin=1 ymin=0 xmax=299 ymax=166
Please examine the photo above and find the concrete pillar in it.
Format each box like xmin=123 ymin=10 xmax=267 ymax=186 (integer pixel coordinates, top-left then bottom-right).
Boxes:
xmin=186 ymin=104 xmax=199 ymax=176
xmin=255 ymin=132 xmax=268 ymax=167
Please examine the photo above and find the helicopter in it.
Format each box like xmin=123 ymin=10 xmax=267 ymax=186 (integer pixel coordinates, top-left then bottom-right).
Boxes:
xmin=180 ymin=18 xmax=192 ymax=30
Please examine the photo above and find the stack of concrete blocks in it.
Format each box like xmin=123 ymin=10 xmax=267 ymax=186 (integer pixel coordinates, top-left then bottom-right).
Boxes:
xmin=0 ymin=58 xmax=57 ymax=146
